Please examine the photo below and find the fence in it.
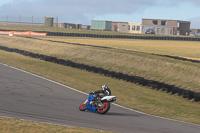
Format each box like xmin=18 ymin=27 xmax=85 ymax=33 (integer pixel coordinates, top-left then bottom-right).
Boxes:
xmin=0 ymin=15 xmax=59 ymax=27
xmin=39 ymin=31 xmax=200 ymax=41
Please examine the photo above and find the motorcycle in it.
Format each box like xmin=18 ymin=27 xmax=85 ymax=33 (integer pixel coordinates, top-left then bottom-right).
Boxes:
xmin=79 ymin=93 xmax=117 ymax=114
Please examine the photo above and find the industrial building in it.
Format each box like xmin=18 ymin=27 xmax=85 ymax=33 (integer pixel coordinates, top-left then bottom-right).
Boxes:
xmin=191 ymin=29 xmax=200 ymax=34
xmin=54 ymin=23 xmax=82 ymax=29
xmin=91 ymin=20 xmax=112 ymax=31
xmin=142 ymin=19 xmax=190 ymax=35
xmin=111 ymin=22 xmax=129 ymax=32
xmin=141 ymin=24 xmax=173 ymax=35
xmin=91 ymin=19 xmax=190 ymax=36
xmin=111 ymin=22 xmax=174 ymax=35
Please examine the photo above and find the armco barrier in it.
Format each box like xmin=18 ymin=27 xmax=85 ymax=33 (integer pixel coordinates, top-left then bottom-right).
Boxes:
xmin=0 ymin=45 xmax=200 ymax=102
xmin=1 ymin=29 xmax=200 ymax=41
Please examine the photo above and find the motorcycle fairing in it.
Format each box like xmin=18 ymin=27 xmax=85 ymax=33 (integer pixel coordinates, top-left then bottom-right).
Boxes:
xmin=86 ymin=93 xmax=97 ymax=112
xmin=101 ymin=96 xmax=117 ymax=101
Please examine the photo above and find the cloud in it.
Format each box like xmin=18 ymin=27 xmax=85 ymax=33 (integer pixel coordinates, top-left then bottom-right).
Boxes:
xmin=189 ymin=17 xmax=200 ymax=29
xmin=161 ymin=0 xmax=200 ymax=6
xmin=0 ymin=0 xmax=158 ymax=24
xmin=0 ymin=0 xmax=200 ymax=27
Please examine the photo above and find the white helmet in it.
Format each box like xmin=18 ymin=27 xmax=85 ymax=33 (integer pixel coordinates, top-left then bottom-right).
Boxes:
xmin=102 ymin=85 xmax=108 ymax=91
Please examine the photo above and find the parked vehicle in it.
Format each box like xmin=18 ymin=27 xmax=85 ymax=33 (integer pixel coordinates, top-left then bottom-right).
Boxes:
xmin=194 ymin=33 xmax=200 ymax=37
xmin=79 ymin=92 xmax=117 ymax=114
xmin=145 ymin=29 xmax=155 ymax=34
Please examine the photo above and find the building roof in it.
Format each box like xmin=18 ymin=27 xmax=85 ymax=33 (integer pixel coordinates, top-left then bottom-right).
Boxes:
xmin=112 ymin=21 xmax=129 ymax=24
xmin=142 ymin=18 xmax=190 ymax=23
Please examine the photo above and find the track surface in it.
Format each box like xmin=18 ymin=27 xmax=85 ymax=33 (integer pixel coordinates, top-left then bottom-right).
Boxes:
xmin=0 ymin=63 xmax=200 ymax=133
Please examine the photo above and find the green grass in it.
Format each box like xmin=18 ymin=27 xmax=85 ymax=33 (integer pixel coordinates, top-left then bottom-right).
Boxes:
xmin=0 ymin=35 xmax=200 ymax=93
xmin=0 ymin=50 xmax=200 ymax=125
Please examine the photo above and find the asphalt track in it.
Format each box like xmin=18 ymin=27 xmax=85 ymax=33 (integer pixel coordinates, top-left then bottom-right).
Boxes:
xmin=0 ymin=63 xmax=200 ymax=133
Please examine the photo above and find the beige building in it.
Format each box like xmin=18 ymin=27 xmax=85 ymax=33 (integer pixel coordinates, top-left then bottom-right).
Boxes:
xmin=54 ymin=23 xmax=82 ymax=29
xmin=142 ymin=24 xmax=174 ymax=35
xmin=112 ymin=22 xmax=174 ymax=35
xmin=111 ymin=22 xmax=129 ymax=32
xmin=142 ymin=19 xmax=190 ymax=35
xmin=127 ymin=23 xmax=142 ymax=34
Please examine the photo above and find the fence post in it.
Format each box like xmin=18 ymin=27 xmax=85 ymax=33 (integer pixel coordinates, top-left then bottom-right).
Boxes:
xmin=19 ymin=15 xmax=21 ymax=23
xmin=32 ymin=16 xmax=34 ymax=27
xmin=6 ymin=15 xmax=8 ymax=25
xmin=56 ymin=16 xmax=58 ymax=28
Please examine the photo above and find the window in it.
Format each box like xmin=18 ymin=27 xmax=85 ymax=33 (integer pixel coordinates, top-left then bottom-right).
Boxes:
xmin=128 ymin=25 xmax=130 ymax=30
xmin=161 ymin=21 xmax=166 ymax=26
xmin=136 ymin=26 xmax=140 ymax=31
xmin=157 ymin=28 xmax=160 ymax=34
xmin=161 ymin=28 xmax=165 ymax=34
xmin=177 ymin=23 xmax=180 ymax=28
xmin=122 ymin=25 xmax=126 ymax=31
xmin=170 ymin=29 xmax=173 ymax=35
xmin=132 ymin=25 xmax=135 ymax=31
xmin=153 ymin=20 xmax=158 ymax=25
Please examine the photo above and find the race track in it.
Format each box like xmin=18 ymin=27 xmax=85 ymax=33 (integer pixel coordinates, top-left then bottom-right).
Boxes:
xmin=0 ymin=63 xmax=200 ymax=133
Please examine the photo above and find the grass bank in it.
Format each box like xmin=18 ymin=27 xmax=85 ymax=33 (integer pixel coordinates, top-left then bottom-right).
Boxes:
xmin=43 ymin=37 xmax=200 ymax=60
xmin=0 ymin=50 xmax=200 ymax=125
xmin=0 ymin=35 xmax=200 ymax=93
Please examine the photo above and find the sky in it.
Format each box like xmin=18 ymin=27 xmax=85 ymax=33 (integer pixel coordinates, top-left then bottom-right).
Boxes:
xmin=0 ymin=0 xmax=200 ymax=29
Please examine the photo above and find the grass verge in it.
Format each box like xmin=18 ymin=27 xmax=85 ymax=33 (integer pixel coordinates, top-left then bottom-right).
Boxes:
xmin=0 ymin=50 xmax=200 ymax=125
xmin=0 ymin=117 xmax=113 ymax=133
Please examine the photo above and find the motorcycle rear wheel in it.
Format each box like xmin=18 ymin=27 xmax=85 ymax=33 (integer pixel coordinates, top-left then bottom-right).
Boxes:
xmin=97 ymin=102 xmax=110 ymax=114
xmin=79 ymin=102 xmax=87 ymax=111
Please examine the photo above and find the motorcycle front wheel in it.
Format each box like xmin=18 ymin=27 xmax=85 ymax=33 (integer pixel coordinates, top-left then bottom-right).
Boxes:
xmin=79 ymin=102 xmax=87 ymax=111
xmin=97 ymin=102 xmax=110 ymax=114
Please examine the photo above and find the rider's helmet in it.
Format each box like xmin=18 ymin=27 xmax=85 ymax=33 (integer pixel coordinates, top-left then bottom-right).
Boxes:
xmin=102 ymin=85 xmax=108 ymax=91
xmin=102 ymin=85 xmax=111 ymax=96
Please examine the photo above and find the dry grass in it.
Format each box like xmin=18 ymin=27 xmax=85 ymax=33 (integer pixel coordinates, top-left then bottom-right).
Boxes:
xmin=0 ymin=25 xmax=139 ymax=36
xmin=0 ymin=35 xmax=200 ymax=92
xmin=0 ymin=117 xmax=113 ymax=133
xmin=43 ymin=37 xmax=200 ymax=60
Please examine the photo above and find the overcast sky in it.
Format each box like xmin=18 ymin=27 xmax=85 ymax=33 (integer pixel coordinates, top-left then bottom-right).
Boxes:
xmin=0 ymin=0 xmax=200 ymax=28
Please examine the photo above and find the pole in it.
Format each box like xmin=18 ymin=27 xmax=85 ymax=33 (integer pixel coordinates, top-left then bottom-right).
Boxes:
xmin=19 ymin=15 xmax=21 ymax=24
xmin=32 ymin=16 xmax=33 ymax=27
xmin=57 ymin=16 xmax=58 ymax=28
xmin=6 ymin=15 xmax=8 ymax=25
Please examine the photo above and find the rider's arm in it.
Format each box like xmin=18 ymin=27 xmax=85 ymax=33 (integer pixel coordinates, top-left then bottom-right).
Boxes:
xmin=94 ymin=90 xmax=103 ymax=94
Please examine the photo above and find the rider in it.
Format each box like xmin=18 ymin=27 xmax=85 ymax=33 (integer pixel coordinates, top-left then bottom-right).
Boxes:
xmin=90 ymin=85 xmax=111 ymax=106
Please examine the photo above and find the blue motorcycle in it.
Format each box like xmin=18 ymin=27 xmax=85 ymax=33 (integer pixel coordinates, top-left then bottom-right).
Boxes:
xmin=79 ymin=93 xmax=117 ymax=114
